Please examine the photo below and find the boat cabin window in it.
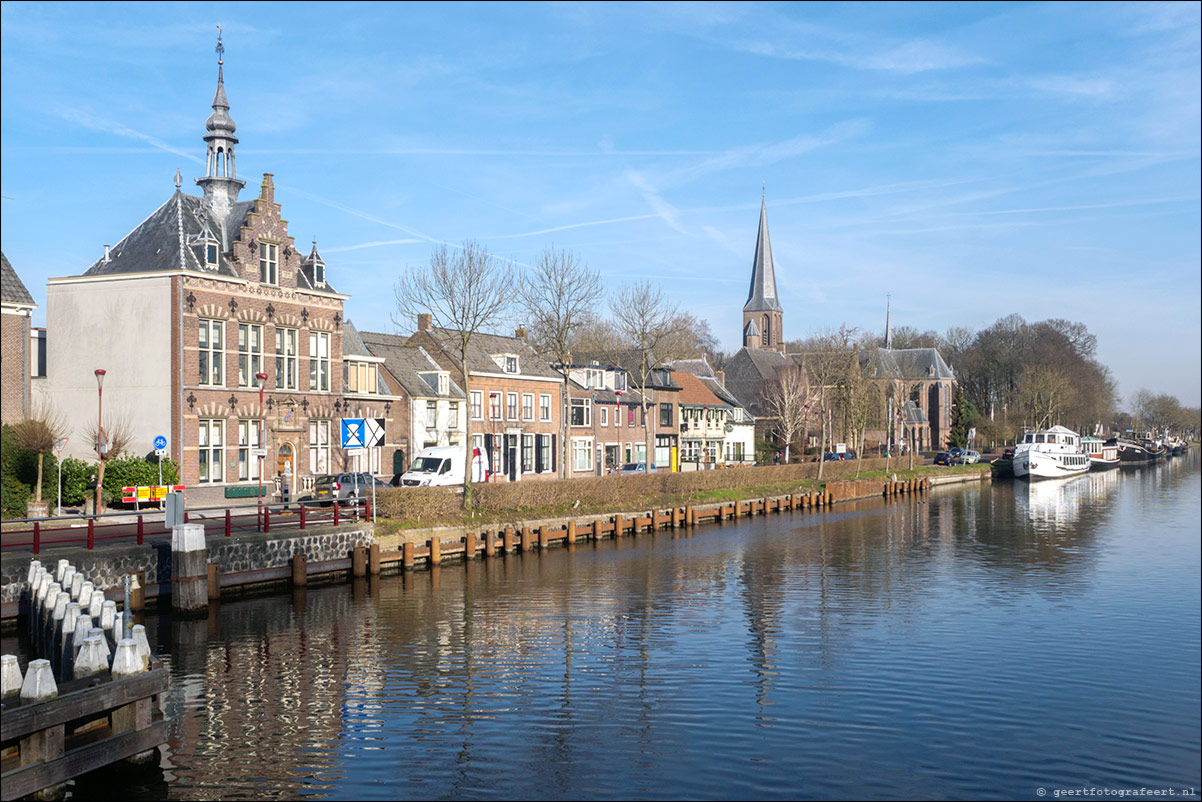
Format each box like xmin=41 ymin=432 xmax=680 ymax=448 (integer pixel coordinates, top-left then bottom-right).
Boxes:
xmin=1035 ymin=434 xmax=1045 ymax=443
xmin=1023 ymin=434 xmax=1033 ymax=443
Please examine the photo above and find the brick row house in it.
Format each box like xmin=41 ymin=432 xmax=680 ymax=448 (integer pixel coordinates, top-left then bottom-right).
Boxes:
xmin=1 ymin=253 xmax=36 ymax=425
xmin=565 ymin=362 xmax=655 ymax=475
xmin=41 ymin=53 xmax=396 ymax=501
xmin=356 ymin=327 xmax=469 ymax=478
xmin=404 ymin=317 xmax=562 ymax=482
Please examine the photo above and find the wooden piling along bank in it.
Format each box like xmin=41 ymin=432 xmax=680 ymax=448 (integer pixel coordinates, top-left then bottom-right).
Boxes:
xmin=367 ymin=478 xmax=932 ymax=573
xmin=2 ymin=560 xmax=168 ymax=801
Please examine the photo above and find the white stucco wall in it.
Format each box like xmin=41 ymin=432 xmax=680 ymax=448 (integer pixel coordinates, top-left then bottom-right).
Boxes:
xmin=43 ymin=275 xmax=173 ymax=463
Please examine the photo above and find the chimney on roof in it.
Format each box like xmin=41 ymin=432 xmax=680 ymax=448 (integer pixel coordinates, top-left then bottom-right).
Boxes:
xmin=515 ymin=326 xmax=528 ymax=341
xmin=417 ymin=313 xmax=431 ymax=331
xmin=715 ymin=369 xmax=725 ymax=386
xmin=103 ymin=245 xmax=110 ymax=264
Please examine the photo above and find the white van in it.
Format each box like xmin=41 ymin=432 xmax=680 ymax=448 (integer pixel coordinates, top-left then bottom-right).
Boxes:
xmin=398 ymin=446 xmax=489 ymax=487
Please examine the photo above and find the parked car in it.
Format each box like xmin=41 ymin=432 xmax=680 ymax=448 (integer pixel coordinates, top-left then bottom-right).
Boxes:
xmin=619 ymin=462 xmax=656 ymax=474
xmin=823 ymin=451 xmax=855 ymax=461
xmin=1002 ymin=447 xmax=1015 ymax=461
xmin=934 ymin=451 xmax=961 ymax=466
xmin=314 ymin=472 xmax=390 ymax=505
xmin=397 ymin=446 xmax=489 ymax=487
xmin=963 ymin=450 xmax=981 ymax=464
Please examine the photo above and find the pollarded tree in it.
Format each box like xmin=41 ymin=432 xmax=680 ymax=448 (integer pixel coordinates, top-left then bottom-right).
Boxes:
xmin=10 ymin=401 xmax=69 ymax=509
xmin=394 ymin=241 xmax=517 ymax=510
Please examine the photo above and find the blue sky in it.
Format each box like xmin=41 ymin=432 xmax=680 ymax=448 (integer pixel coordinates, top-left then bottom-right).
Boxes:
xmin=2 ymin=2 xmax=1199 ymax=405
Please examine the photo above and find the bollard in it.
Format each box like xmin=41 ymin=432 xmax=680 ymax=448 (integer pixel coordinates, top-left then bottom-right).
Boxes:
xmin=430 ymin=537 xmax=441 ymax=566
xmin=671 ymin=507 xmax=680 ymax=529
xmin=465 ymin=531 xmax=478 ymax=560
xmin=567 ymin=520 xmax=577 ymax=544
xmin=59 ymin=603 xmax=81 ymax=681
xmin=61 ymin=567 xmax=76 ymax=597
xmin=73 ymin=615 xmax=93 ymax=660
xmin=172 ymin=522 xmax=209 ymax=616
xmin=78 ymin=580 xmax=94 ymax=607
xmin=131 ymin=571 xmax=145 ymax=612
xmin=369 ymin=543 xmax=381 ymax=574
xmin=592 ymin=520 xmax=602 ymax=540
xmin=100 ymin=599 xmax=117 ymax=636
xmin=74 ymin=637 xmax=109 ymax=679
xmin=56 ymin=559 xmax=69 ymax=583
xmin=207 ymin=563 xmax=221 ymax=600
xmin=21 ymin=658 xmax=57 ymax=701
xmin=517 ymin=527 xmax=530 ymax=552
xmin=89 ymin=627 xmax=112 ymax=665
xmin=27 ymin=559 xmax=42 ymax=586
xmin=352 ymin=546 xmax=367 ymax=577
xmin=484 ymin=531 xmax=496 ymax=557
xmin=40 ymin=582 xmax=62 ymax=657
xmin=70 ymin=572 xmax=84 ymax=601
xmin=403 ymin=541 xmax=415 ymax=568
xmin=503 ymin=528 xmax=515 ymax=553
xmin=131 ymin=624 xmax=152 ymax=671
xmin=538 ymin=527 xmax=549 ymax=550
xmin=614 ymin=515 xmax=624 ymax=537
xmin=292 ymin=553 xmax=308 ymax=586
xmin=1 ymin=654 xmax=22 ymax=697
xmin=88 ymin=589 xmax=104 ymax=620
xmin=111 ymin=639 xmax=143 ymax=679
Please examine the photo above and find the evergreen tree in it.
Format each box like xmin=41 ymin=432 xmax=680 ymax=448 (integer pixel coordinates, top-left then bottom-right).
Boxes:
xmin=948 ymin=385 xmax=978 ymax=449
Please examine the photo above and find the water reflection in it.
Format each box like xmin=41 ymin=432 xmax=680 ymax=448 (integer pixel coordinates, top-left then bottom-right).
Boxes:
xmin=49 ymin=453 xmax=1201 ymax=800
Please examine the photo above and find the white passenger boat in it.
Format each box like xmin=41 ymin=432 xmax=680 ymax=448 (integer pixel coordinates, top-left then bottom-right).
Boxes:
xmin=1013 ymin=426 xmax=1091 ymax=480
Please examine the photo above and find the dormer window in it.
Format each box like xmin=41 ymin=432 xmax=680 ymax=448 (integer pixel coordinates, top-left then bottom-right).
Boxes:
xmin=438 ymin=373 xmax=449 ymax=395
xmin=313 ymin=260 xmax=325 ymax=287
xmin=615 ymin=372 xmax=626 ymax=392
xmin=505 ymin=356 xmax=518 ymax=374
xmin=260 ymin=242 xmax=279 ymax=285
xmin=205 ymin=243 xmax=219 ymax=269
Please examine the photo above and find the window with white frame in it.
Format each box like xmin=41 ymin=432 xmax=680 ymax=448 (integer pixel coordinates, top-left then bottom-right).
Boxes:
xmin=198 ymin=419 xmax=224 ymax=483
xmin=238 ymin=420 xmax=261 ymax=481
xmin=238 ymin=324 xmax=263 ymax=387
xmin=276 ymin=328 xmax=298 ymax=390
xmin=449 ymin=402 xmax=460 ymax=429
xmin=522 ymin=393 xmax=534 ymax=421
xmin=470 ymin=391 xmax=483 ymax=420
xmin=205 ymin=242 xmax=219 ymax=269
xmin=572 ymin=438 xmax=593 ymax=472
xmin=309 ymin=331 xmax=330 ymax=391
xmin=438 ymin=374 xmax=449 ymax=395
xmin=538 ymin=434 xmax=552 ymax=472
xmin=347 ymin=361 xmax=376 ymax=394
xmin=539 ymin=393 xmax=552 ymax=422
xmin=199 ymin=319 xmax=223 ymax=386
xmin=309 ymin=419 xmax=331 ymax=475
xmin=615 ymin=372 xmax=626 ymax=392
xmin=426 ymin=401 xmax=437 ymax=428
xmin=505 ymin=355 xmax=519 ymax=374
xmin=600 ymin=406 xmax=608 ymax=427
xmin=522 ymin=434 xmax=535 ymax=473
xmin=570 ymin=398 xmax=591 ymax=427
xmin=489 ymin=392 xmax=502 ymax=420
xmin=507 ymin=392 xmax=518 ymax=420
xmin=628 ymin=406 xmax=637 ymax=427
xmin=681 ymin=440 xmax=700 ymax=461
xmin=313 ymin=260 xmax=325 ymax=287
xmin=260 ymin=242 xmax=279 ymax=285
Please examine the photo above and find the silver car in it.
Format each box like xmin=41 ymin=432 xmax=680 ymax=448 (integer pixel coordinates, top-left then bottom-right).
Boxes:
xmin=313 ymin=472 xmax=390 ymax=505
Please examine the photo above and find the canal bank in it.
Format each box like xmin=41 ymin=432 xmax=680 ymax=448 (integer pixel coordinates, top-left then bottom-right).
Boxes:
xmin=2 ymin=465 xmax=991 ymax=623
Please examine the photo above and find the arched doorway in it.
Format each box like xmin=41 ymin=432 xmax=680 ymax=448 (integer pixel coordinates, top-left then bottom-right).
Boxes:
xmin=278 ymin=443 xmax=294 ymax=494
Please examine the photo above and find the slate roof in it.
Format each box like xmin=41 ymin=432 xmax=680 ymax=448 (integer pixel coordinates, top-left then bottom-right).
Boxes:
xmin=1 ymin=252 xmax=35 ymax=307
xmin=723 ymin=346 xmax=796 ymax=411
xmin=866 ymin=347 xmax=955 ymax=381
xmin=341 ymin=320 xmax=393 ymax=396
xmin=664 ymin=356 xmax=715 ymax=379
xmin=744 ymin=198 xmax=783 ymax=313
xmin=77 ymin=189 xmax=339 ymax=294
xmin=358 ymin=329 xmax=466 ymax=400
xmin=416 ymin=328 xmax=561 ymax=381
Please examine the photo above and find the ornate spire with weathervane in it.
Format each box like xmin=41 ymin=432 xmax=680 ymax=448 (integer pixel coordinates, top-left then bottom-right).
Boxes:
xmin=195 ymin=25 xmax=245 ymax=225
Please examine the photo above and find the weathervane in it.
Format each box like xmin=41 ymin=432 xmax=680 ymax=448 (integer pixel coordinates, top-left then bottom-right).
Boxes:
xmin=174 ymin=168 xmax=181 ymax=189
xmin=216 ymin=25 xmax=224 ymax=66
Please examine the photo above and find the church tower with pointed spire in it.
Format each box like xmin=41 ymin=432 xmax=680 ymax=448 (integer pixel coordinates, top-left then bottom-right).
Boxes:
xmin=742 ymin=195 xmax=784 ymax=352
xmin=195 ymin=27 xmax=245 ymax=226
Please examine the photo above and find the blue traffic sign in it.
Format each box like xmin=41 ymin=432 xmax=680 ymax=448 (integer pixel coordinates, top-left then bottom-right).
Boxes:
xmin=153 ymin=435 xmax=167 ymax=450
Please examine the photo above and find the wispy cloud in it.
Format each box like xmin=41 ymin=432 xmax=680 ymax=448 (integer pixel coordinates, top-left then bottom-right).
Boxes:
xmin=55 ymin=108 xmax=202 ymax=164
xmin=322 ymin=238 xmax=425 ymax=253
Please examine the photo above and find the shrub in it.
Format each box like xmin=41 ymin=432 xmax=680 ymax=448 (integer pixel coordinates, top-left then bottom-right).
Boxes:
xmin=103 ymin=455 xmax=180 ymax=505
xmin=60 ymin=458 xmax=96 ymax=507
xmin=2 ymin=474 xmax=30 ymax=519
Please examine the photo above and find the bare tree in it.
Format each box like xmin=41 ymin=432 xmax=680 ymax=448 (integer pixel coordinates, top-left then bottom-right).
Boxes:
xmin=394 ymin=241 xmax=517 ymax=509
xmin=11 ymin=401 xmax=69 ymax=507
xmin=84 ymin=416 xmax=133 ymax=512
xmin=609 ymin=281 xmax=689 ymax=468
xmin=760 ymin=362 xmax=813 ymax=463
xmin=1016 ymin=364 xmax=1075 ymax=430
xmin=518 ymin=246 xmax=603 ymax=478
xmin=799 ymin=326 xmax=858 ymax=480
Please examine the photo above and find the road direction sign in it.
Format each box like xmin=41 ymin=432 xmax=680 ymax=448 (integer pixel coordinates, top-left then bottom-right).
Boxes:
xmin=153 ymin=435 xmax=168 ymax=450
xmin=250 ymin=447 xmax=267 ymax=458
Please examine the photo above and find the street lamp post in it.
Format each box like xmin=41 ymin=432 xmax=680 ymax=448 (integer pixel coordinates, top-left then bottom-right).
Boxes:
xmin=94 ymin=369 xmax=106 ymax=514
xmin=256 ymin=372 xmax=269 ymax=523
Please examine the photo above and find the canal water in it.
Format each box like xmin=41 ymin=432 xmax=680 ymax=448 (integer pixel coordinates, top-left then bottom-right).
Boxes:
xmin=52 ymin=457 xmax=1202 ymax=799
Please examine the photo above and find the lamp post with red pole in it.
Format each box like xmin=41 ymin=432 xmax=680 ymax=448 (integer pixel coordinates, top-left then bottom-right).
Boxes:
xmin=94 ymin=369 xmax=106 ymax=514
xmin=256 ymin=371 xmax=268 ymax=524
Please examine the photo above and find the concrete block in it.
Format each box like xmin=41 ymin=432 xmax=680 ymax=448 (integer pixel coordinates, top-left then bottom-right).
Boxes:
xmin=78 ymin=580 xmax=94 ymax=606
xmin=111 ymin=639 xmax=142 ymax=678
xmin=2 ymin=654 xmax=23 ymax=697
xmin=27 ymin=559 xmax=42 ymax=586
xmin=20 ymin=659 xmax=57 ymax=701
xmin=172 ymin=522 xmax=206 ymax=552
xmin=131 ymin=624 xmax=151 ymax=671
xmin=56 ymin=559 xmax=69 ymax=583
xmin=74 ymin=637 xmax=108 ymax=679
xmin=88 ymin=590 xmax=105 ymax=619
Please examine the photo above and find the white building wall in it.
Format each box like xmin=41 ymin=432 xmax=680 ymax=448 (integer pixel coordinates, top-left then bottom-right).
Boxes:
xmin=43 ymin=275 xmax=173 ymax=463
